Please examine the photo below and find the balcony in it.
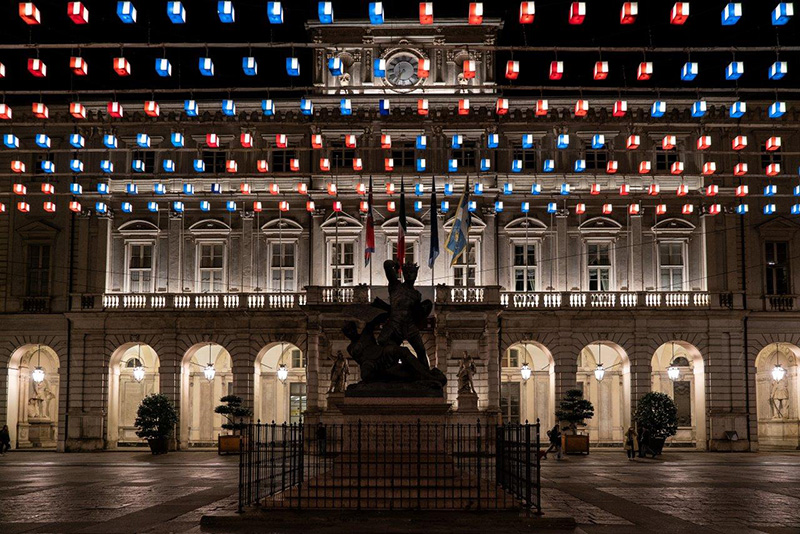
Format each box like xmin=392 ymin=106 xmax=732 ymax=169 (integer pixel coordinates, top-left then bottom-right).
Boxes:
xmin=762 ymin=295 xmax=798 ymax=312
xmin=76 ymin=292 xmax=307 ymax=311
xmin=500 ymin=291 xmax=740 ymax=310
xmin=78 ymin=288 xmax=739 ymax=312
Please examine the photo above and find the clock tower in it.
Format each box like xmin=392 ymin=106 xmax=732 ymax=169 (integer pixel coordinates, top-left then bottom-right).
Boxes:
xmin=307 ymin=19 xmax=502 ymax=95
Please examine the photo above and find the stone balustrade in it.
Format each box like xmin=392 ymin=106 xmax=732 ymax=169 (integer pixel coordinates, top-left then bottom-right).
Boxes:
xmin=77 ymin=288 xmax=741 ymax=311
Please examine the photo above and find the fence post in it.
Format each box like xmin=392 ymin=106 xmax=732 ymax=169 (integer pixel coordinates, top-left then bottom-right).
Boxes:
xmin=525 ymin=422 xmax=531 ymax=513
xmin=255 ymin=422 xmax=261 ymax=505
xmin=297 ymin=423 xmax=305 ymax=509
xmin=237 ymin=423 xmax=246 ymax=513
xmin=536 ymin=418 xmax=542 ymax=516
xmin=416 ymin=419 xmax=422 ymax=510
xmin=357 ymin=419 xmax=362 ymax=511
xmin=476 ymin=420 xmax=482 ymax=510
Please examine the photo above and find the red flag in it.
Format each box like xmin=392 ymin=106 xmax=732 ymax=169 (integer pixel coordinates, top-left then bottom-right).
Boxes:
xmin=365 ymin=176 xmax=375 ymax=266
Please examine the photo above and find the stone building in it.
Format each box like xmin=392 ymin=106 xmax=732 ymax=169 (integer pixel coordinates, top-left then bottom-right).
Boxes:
xmin=0 ymin=16 xmax=798 ymax=453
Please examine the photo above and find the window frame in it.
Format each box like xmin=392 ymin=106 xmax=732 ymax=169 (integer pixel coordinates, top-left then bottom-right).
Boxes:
xmin=656 ymin=240 xmax=688 ymax=291
xmin=25 ymin=242 xmax=52 ymax=297
xmin=510 ymin=241 xmax=539 ymax=292
xmin=764 ymin=240 xmax=791 ymax=296
xmin=451 ymin=239 xmax=480 ymax=287
xmin=124 ymin=240 xmax=156 ymax=293
xmin=195 ymin=240 xmax=227 ymax=293
xmin=327 ymin=239 xmax=357 ymax=287
xmin=267 ymin=240 xmax=297 ymax=293
xmin=584 ymin=240 xmax=614 ymax=292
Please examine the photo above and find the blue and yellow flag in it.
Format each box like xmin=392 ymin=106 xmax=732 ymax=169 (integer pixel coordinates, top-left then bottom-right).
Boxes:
xmin=445 ymin=176 xmax=471 ymax=267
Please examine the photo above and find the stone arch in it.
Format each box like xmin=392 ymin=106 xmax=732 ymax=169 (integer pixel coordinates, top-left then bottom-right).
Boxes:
xmin=576 ymin=340 xmax=631 ymax=445
xmin=106 ymin=343 xmax=161 ymax=448
xmin=179 ymin=342 xmax=234 ymax=449
xmin=6 ymin=344 xmax=61 ymax=449
xmin=253 ymin=341 xmax=307 ymax=424
xmin=650 ymin=341 xmax=707 ymax=449
xmin=753 ymin=342 xmax=800 ymax=449
xmin=502 ymin=341 xmax=557 ymax=429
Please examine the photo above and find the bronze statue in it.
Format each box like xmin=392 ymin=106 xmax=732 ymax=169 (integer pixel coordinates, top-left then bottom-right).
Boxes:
xmin=327 ymin=350 xmax=349 ymax=394
xmin=373 ymin=260 xmax=433 ymax=368
xmin=341 ymin=260 xmax=446 ymax=397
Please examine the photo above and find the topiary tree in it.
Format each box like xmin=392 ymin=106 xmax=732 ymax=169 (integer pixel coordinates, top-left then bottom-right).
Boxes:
xmin=135 ymin=393 xmax=178 ymax=440
xmin=555 ymin=389 xmax=595 ymax=433
xmin=214 ymin=395 xmax=252 ymax=433
xmin=634 ymin=392 xmax=678 ymax=439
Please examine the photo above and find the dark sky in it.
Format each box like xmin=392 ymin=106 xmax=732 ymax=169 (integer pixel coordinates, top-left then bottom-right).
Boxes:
xmin=0 ymin=0 xmax=795 ymax=101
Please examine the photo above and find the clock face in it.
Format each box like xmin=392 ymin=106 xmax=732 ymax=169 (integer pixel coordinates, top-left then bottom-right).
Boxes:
xmin=387 ymin=54 xmax=420 ymax=87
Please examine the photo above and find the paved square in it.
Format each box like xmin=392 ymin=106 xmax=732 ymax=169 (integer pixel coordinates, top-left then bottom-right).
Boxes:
xmin=0 ymin=451 xmax=798 ymax=533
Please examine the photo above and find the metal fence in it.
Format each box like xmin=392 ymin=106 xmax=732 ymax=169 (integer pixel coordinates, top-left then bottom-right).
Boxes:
xmin=238 ymin=420 xmax=541 ymax=513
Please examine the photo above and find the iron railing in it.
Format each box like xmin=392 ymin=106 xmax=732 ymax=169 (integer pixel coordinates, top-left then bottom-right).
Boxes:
xmin=237 ymin=420 xmax=541 ymax=514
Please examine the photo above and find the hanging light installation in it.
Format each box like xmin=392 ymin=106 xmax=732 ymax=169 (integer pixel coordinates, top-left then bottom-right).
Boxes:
xmin=31 ymin=344 xmax=46 ymax=383
xmin=277 ymin=342 xmax=289 ymax=383
xmin=667 ymin=342 xmax=680 ymax=381
xmin=772 ymin=343 xmax=787 ymax=382
xmin=594 ymin=344 xmax=605 ymax=381
xmin=203 ymin=343 xmax=216 ymax=381
xmin=520 ymin=362 xmax=532 ymax=382
xmin=133 ymin=344 xmax=146 ymax=383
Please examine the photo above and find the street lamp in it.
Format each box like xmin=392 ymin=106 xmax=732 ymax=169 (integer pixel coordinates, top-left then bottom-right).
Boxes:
xmin=594 ymin=344 xmax=605 ymax=381
xmin=31 ymin=344 xmax=45 ymax=383
xmin=772 ymin=343 xmax=787 ymax=382
xmin=203 ymin=343 xmax=216 ymax=381
xmin=132 ymin=344 xmax=146 ymax=383
xmin=667 ymin=342 xmax=680 ymax=381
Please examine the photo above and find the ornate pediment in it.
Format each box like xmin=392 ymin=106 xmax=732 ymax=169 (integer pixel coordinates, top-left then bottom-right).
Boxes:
xmin=188 ymin=219 xmax=231 ymax=235
xmin=118 ymin=220 xmax=159 ymax=235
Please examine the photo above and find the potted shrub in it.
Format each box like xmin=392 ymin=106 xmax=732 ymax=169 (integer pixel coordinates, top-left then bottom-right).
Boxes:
xmin=135 ymin=393 xmax=178 ymax=455
xmin=634 ymin=392 xmax=678 ymax=457
xmin=214 ymin=395 xmax=252 ymax=455
xmin=555 ymin=389 xmax=595 ymax=454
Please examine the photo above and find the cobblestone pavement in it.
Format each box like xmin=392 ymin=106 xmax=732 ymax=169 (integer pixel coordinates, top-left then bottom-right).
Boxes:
xmin=0 ymin=450 xmax=799 ymax=533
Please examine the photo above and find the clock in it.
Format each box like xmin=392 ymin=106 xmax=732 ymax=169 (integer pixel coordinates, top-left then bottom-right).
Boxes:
xmin=386 ymin=54 xmax=420 ymax=87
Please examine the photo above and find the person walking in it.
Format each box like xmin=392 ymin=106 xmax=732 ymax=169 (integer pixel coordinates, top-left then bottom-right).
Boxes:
xmin=624 ymin=426 xmax=636 ymax=460
xmin=0 ymin=424 xmax=11 ymax=455
xmin=638 ymin=426 xmax=651 ymax=458
xmin=543 ymin=423 xmax=562 ymax=460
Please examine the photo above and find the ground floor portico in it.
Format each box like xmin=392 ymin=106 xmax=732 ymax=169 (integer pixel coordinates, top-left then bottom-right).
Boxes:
xmin=0 ymin=308 xmax=798 ymax=452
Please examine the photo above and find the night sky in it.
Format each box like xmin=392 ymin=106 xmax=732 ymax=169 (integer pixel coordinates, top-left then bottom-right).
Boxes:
xmin=0 ymin=0 xmax=795 ymax=102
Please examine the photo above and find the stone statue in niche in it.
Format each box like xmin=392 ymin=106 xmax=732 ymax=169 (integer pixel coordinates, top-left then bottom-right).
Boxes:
xmin=28 ymin=380 xmax=55 ymax=421
xmin=457 ymin=351 xmax=477 ymax=394
xmin=342 ymin=261 xmax=446 ymax=397
xmin=327 ymin=351 xmax=349 ymax=394
xmin=770 ymin=379 xmax=790 ymax=419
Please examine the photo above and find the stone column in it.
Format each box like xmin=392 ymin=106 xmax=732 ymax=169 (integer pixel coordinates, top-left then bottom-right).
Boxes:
xmin=311 ymin=210 xmax=326 ymax=286
xmin=629 ymin=318 xmax=652 ymax=412
xmin=482 ymin=209 xmax=498 ymax=286
xmin=305 ymin=316 xmax=321 ymax=413
xmin=167 ymin=215 xmax=183 ymax=293
xmin=630 ymin=215 xmax=643 ymax=291
xmin=241 ymin=214 xmax=254 ymax=292
xmin=484 ymin=318 xmax=501 ymax=412
xmin=556 ymin=214 xmax=568 ymax=291
xmin=157 ymin=334 xmax=181 ymax=450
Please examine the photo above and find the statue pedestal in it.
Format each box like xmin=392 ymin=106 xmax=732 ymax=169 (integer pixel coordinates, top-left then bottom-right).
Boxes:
xmin=22 ymin=420 xmax=57 ymax=448
xmin=338 ymin=395 xmax=451 ymax=424
xmin=456 ymin=391 xmax=479 ymax=413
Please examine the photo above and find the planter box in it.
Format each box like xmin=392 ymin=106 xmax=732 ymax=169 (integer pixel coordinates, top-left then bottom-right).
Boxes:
xmin=218 ymin=435 xmax=242 ymax=455
xmin=562 ymin=434 xmax=590 ymax=455
xmin=147 ymin=437 xmax=169 ymax=455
